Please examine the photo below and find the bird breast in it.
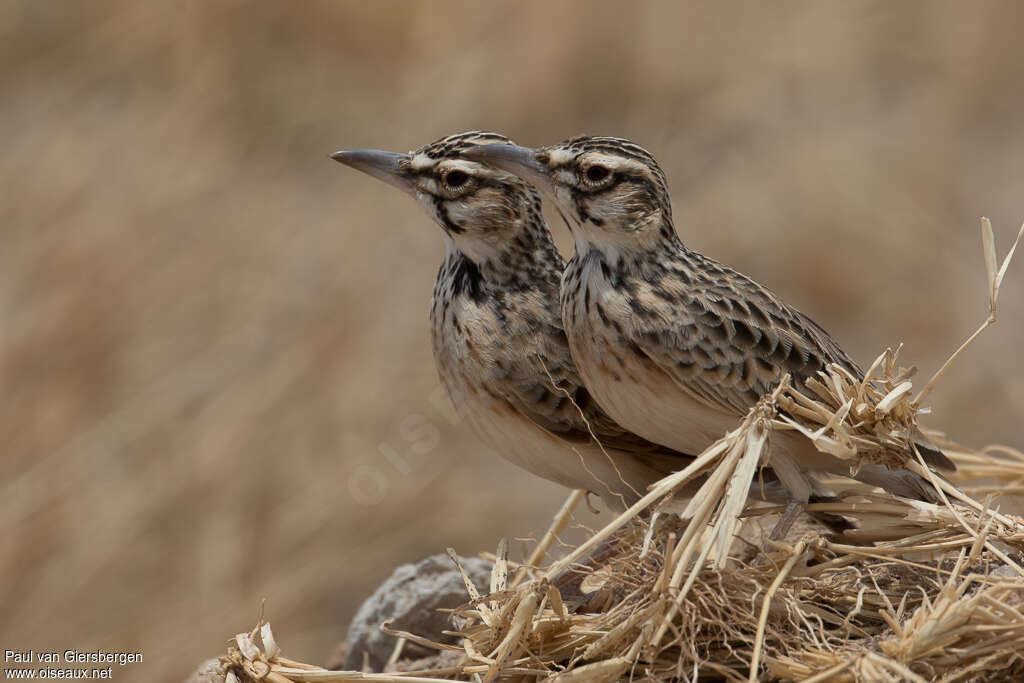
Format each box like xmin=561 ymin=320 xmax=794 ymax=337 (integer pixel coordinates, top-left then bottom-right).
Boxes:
xmin=562 ymin=258 xmax=737 ymax=456
xmin=430 ymin=288 xmax=677 ymax=505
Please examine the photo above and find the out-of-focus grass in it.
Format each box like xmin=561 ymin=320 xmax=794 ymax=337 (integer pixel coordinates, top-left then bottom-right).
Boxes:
xmin=1 ymin=2 xmax=1022 ymax=679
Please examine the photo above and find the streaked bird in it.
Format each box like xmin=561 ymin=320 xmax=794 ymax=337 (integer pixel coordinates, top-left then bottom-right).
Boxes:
xmin=331 ymin=132 xmax=700 ymax=510
xmin=464 ymin=135 xmax=954 ymax=538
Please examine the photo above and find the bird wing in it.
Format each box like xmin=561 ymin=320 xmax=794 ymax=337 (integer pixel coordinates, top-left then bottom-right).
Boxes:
xmin=628 ymin=254 xmax=860 ymax=419
xmin=631 ymin=274 xmax=958 ymax=474
xmin=510 ymin=371 xmax=694 ymax=457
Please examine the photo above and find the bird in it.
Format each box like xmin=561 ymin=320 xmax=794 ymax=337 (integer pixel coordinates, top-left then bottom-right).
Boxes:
xmin=463 ymin=135 xmax=954 ymax=539
xmin=331 ymin=132 xmax=703 ymax=510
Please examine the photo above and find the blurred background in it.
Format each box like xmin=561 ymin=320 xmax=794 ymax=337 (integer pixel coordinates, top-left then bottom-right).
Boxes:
xmin=2 ymin=1 xmax=1022 ymax=679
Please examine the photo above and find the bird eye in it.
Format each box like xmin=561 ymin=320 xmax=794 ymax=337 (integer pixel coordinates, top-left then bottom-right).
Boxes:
xmin=444 ymin=169 xmax=470 ymax=188
xmin=585 ymin=165 xmax=610 ymax=183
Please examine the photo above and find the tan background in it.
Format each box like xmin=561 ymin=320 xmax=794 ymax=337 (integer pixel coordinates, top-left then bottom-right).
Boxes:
xmin=2 ymin=2 xmax=1023 ymax=680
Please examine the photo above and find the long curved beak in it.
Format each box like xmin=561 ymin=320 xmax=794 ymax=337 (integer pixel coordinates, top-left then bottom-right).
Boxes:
xmin=330 ymin=149 xmax=414 ymax=195
xmin=462 ymin=144 xmax=551 ymax=190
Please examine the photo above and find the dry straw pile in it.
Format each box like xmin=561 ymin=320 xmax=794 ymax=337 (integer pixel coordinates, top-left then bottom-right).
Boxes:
xmin=218 ymin=220 xmax=1024 ymax=682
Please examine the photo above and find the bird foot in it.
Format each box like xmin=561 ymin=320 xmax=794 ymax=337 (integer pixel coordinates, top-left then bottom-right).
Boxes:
xmin=765 ymin=499 xmax=807 ymax=550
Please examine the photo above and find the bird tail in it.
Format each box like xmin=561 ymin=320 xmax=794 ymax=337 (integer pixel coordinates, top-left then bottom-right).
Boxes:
xmin=851 ymin=464 xmax=946 ymax=504
xmin=914 ymin=441 xmax=957 ymax=472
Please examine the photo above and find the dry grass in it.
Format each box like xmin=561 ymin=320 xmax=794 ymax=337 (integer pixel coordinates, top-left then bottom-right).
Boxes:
xmin=214 ymin=221 xmax=1024 ymax=681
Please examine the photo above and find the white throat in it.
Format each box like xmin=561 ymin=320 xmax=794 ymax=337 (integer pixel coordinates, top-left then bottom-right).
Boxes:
xmin=571 ymin=220 xmax=629 ymax=266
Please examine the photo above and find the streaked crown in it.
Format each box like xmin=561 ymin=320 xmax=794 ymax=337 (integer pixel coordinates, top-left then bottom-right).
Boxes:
xmin=413 ymin=131 xmax=513 ymax=160
xmin=546 ymin=136 xmax=668 ymax=187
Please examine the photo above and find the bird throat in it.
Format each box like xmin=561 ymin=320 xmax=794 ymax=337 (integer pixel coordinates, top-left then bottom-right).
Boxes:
xmin=571 ymin=215 xmax=681 ymax=273
xmin=442 ymin=218 xmax=563 ymax=302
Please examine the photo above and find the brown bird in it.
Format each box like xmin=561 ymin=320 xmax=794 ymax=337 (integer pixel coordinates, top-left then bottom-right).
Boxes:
xmin=464 ymin=135 xmax=953 ymax=538
xmin=332 ymin=132 xmax=700 ymax=510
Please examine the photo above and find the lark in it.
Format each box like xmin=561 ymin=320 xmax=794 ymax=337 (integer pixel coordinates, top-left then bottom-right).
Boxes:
xmin=331 ymin=132 xmax=705 ymax=510
xmin=465 ymin=136 xmax=954 ymax=537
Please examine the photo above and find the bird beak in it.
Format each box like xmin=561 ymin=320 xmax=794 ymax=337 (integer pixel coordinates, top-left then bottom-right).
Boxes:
xmin=330 ymin=149 xmax=415 ymax=195
xmin=462 ymin=144 xmax=551 ymax=190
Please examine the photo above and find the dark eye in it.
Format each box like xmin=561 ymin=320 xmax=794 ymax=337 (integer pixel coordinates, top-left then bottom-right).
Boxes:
xmin=585 ymin=165 xmax=610 ymax=182
xmin=444 ymin=169 xmax=469 ymax=187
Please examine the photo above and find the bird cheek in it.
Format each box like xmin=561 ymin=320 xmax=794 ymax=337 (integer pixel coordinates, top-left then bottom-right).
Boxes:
xmin=583 ymin=195 xmax=626 ymax=228
xmin=446 ymin=200 xmax=477 ymax=226
xmin=553 ymin=185 xmax=574 ymax=207
xmin=415 ymin=194 xmax=441 ymax=222
xmin=449 ymin=201 xmax=505 ymax=233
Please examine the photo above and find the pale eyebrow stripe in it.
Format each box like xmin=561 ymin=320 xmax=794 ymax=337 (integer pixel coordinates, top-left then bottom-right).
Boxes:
xmin=409 ymin=153 xmax=435 ymax=171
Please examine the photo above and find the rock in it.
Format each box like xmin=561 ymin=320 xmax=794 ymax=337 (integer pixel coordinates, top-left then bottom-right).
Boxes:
xmin=184 ymin=658 xmax=223 ymax=683
xmin=338 ymin=553 xmax=492 ymax=672
xmin=990 ymin=564 xmax=1020 ymax=579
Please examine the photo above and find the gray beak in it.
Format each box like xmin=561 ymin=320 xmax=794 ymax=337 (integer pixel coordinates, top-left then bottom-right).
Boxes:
xmin=461 ymin=144 xmax=551 ymax=189
xmin=330 ymin=149 xmax=414 ymax=194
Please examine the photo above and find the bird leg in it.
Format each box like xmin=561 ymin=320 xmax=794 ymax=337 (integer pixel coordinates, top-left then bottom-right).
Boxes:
xmin=552 ymin=533 xmax=620 ymax=611
xmin=769 ymin=499 xmax=808 ymax=541
xmin=553 ymin=507 xmax=659 ymax=611
xmin=764 ymin=450 xmax=812 ymax=546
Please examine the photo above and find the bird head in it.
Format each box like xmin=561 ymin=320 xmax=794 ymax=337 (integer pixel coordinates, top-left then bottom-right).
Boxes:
xmin=332 ymin=132 xmax=550 ymax=266
xmin=464 ymin=136 xmax=677 ymax=258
